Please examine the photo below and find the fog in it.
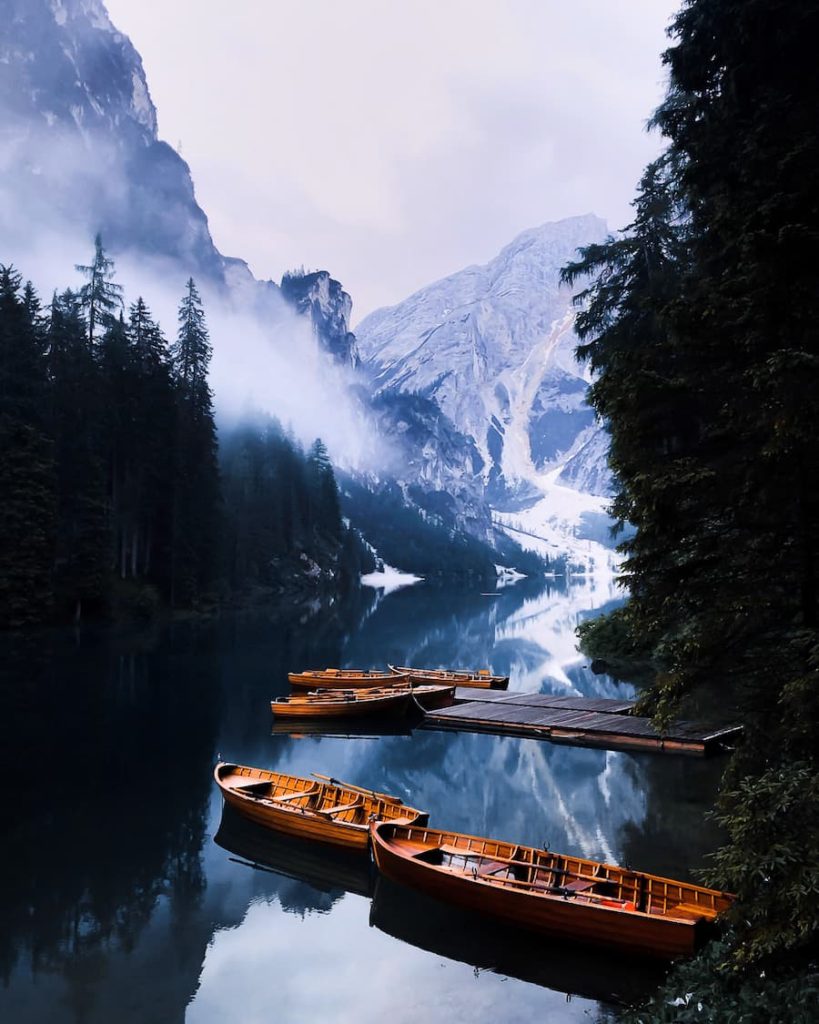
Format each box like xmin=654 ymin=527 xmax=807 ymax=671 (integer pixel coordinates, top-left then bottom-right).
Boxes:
xmin=0 ymin=127 xmax=391 ymax=473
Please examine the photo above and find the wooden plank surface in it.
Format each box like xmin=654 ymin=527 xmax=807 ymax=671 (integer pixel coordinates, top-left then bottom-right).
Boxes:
xmin=425 ymin=698 xmax=742 ymax=756
xmin=453 ymin=688 xmax=635 ymax=714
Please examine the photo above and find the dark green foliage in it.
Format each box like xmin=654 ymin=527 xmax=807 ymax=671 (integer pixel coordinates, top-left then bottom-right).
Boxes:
xmin=575 ymin=605 xmax=655 ymax=685
xmin=306 ymin=439 xmax=342 ymax=542
xmin=341 ymin=477 xmax=534 ymax=580
xmin=620 ymin=934 xmax=819 ymax=1024
xmin=102 ymin=300 xmax=176 ymax=589
xmin=563 ymin=0 xmax=819 ymax=990
xmin=48 ymin=288 xmax=110 ymax=617
xmin=0 ymin=266 xmax=55 ymax=624
xmin=704 ymin=763 xmax=819 ymax=967
xmin=1 ymin=247 xmax=364 ymax=623
xmin=219 ymin=417 xmax=366 ymax=599
xmin=170 ymin=279 xmax=221 ymax=606
xmin=75 ymin=233 xmax=123 ymax=344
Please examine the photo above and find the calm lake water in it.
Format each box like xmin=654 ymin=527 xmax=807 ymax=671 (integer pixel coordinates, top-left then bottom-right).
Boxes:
xmin=1 ymin=576 xmax=726 ymax=1024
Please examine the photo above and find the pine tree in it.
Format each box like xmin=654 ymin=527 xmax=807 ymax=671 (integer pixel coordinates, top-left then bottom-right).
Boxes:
xmin=172 ymin=278 xmax=212 ymax=410
xmin=99 ymin=300 xmax=176 ymax=587
xmin=0 ymin=266 xmax=55 ymax=624
xmin=169 ymin=279 xmax=220 ymax=605
xmin=75 ymin=234 xmax=124 ymax=345
xmin=564 ymin=0 xmax=819 ymax=975
xmin=307 ymin=438 xmax=342 ymax=543
xmin=48 ymin=288 xmax=109 ymax=618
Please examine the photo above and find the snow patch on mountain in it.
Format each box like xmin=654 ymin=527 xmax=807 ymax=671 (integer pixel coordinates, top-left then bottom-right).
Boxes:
xmin=357 ymin=215 xmax=617 ymax=569
xmin=494 ymin=468 xmax=618 ymax=577
xmin=357 ymin=214 xmax=609 ymax=492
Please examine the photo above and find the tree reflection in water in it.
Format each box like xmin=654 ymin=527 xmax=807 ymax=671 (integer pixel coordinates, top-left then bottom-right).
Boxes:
xmin=1 ymin=578 xmax=726 ymax=1023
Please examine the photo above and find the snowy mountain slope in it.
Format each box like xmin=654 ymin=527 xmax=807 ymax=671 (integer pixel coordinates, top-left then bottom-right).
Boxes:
xmin=0 ymin=1 xmax=610 ymax=572
xmin=356 ymin=215 xmax=612 ymax=502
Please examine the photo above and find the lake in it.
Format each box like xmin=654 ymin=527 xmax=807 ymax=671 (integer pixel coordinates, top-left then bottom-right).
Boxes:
xmin=0 ymin=575 xmax=726 ymax=1023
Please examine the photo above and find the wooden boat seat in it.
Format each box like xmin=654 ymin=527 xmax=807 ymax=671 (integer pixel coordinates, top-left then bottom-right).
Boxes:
xmin=564 ymin=879 xmax=596 ymax=893
xmin=273 ymin=786 xmax=319 ymax=803
xmin=318 ymin=800 xmax=364 ymax=817
xmin=476 ymin=860 xmax=509 ymax=877
xmin=439 ymin=844 xmax=470 ymax=857
xmin=234 ymin=781 xmax=272 ymax=793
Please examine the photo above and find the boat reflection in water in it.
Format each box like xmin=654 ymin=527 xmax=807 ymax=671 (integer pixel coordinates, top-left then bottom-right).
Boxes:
xmin=369 ymin=877 xmax=666 ymax=1006
xmin=270 ymin=718 xmax=416 ymax=739
xmin=214 ymin=805 xmax=373 ymax=901
xmin=214 ymin=806 xmax=665 ymax=1006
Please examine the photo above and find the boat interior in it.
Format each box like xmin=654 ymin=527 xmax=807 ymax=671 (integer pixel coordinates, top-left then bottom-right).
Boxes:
xmin=232 ymin=777 xmax=371 ymax=824
xmin=389 ymin=829 xmax=727 ymax=920
xmin=222 ymin=766 xmax=412 ymax=827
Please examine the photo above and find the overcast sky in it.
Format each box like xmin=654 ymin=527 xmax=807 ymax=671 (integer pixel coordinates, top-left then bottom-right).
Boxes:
xmin=105 ymin=0 xmax=678 ymax=322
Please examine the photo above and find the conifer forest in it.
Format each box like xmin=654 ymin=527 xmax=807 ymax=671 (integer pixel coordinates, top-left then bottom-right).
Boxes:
xmin=565 ymin=1 xmax=819 ymax=1016
xmin=0 ymin=238 xmax=364 ymax=627
xmin=1 ymin=1 xmax=818 ymax=1023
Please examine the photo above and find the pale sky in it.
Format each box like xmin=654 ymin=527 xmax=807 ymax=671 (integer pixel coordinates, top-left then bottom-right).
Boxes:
xmin=105 ymin=0 xmax=678 ymax=322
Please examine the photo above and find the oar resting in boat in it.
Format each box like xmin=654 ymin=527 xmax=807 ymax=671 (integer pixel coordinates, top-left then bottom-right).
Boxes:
xmin=214 ymin=762 xmax=427 ymax=852
xmin=370 ymin=820 xmax=733 ymax=959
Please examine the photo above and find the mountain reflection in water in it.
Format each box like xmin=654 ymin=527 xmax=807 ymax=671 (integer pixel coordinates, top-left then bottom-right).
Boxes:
xmin=213 ymin=806 xmax=665 ymax=1006
xmin=1 ymin=575 xmax=725 ymax=1024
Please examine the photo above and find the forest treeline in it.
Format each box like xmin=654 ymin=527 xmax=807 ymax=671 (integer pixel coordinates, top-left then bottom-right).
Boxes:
xmin=0 ymin=237 xmax=366 ymax=626
xmin=563 ymin=0 xmax=819 ymax=1017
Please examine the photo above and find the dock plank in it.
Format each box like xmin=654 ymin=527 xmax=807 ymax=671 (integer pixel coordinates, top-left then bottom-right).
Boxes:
xmin=425 ymin=696 xmax=742 ymax=756
xmin=453 ymin=688 xmax=635 ymax=714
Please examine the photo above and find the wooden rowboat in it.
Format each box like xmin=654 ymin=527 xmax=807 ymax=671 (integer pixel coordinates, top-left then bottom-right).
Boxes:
xmin=289 ymin=669 xmax=410 ymax=690
xmin=411 ymin=684 xmax=457 ymax=710
xmin=370 ymin=821 xmax=733 ymax=959
xmin=271 ymin=686 xmax=413 ymax=719
xmin=389 ymin=664 xmax=509 ymax=690
xmin=214 ymin=762 xmax=427 ymax=852
xmin=215 ymin=804 xmax=373 ymax=899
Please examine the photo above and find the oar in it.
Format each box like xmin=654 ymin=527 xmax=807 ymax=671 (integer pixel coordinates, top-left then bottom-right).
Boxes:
xmin=311 ymin=772 xmax=403 ymax=804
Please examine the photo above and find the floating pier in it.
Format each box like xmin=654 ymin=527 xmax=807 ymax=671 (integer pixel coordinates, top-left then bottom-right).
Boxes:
xmin=422 ymin=688 xmax=741 ymax=756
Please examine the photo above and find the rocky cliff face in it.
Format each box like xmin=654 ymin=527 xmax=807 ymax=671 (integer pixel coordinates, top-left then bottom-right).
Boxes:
xmin=356 ymin=215 xmax=613 ymax=502
xmin=1 ymin=0 xmax=614 ymax=567
xmin=280 ymin=271 xmax=360 ymax=368
xmin=0 ymin=0 xmax=225 ymax=280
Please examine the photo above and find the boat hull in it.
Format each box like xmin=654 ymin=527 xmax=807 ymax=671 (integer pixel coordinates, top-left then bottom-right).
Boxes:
xmin=289 ymin=671 xmax=409 ymax=690
xmin=214 ymin=763 xmax=427 ymax=852
xmin=271 ymin=689 xmax=412 ymax=719
xmin=389 ymin=665 xmax=509 ymax=690
xmin=410 ymin=684 xmax=457 ymax=710
xmin=370 ymin=823 xmax=729 ymax=959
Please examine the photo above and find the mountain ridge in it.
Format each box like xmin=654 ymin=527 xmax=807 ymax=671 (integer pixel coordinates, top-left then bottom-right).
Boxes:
xmin=356 ymin=213 xmax=612 ymax=502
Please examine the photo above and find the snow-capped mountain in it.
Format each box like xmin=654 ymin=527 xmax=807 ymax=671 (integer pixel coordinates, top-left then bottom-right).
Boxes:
xmin=356 ymin=215 xmax=612 ymax=503
xmin=0 ymin=1 xmax=615 ymax=573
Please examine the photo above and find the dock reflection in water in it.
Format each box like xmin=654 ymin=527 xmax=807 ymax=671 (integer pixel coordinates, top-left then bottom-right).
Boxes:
xmin=213 ymin=805 xmax=665 ymax=1007
xmin=2 ymin=575 xmax=727 ymax=1024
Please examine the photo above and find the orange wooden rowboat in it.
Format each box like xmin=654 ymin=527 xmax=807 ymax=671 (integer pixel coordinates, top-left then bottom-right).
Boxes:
xmin=214 ymin=762 xmax=427 ymax=852
xmin=370 ymin=821 xmax=733 ymax=959
xmin=271 ymin=685 xmax=413 ymax=719
xmin=289 ymin=669 xmax=410 ymax=690
xmin=411 ymin=684 xmax=457 ymax=710
xmin=388 ymin=664 xmax=509 ymax=690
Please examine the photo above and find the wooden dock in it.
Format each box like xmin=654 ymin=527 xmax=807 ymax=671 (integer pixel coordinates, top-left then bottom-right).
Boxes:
xmin=422 ymin=688 xmax=742 ymax=756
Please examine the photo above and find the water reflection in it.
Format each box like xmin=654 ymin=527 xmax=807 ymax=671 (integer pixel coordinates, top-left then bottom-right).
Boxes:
xmin=212 ymin=806 xmax=664 ymax=1006
xmin=1 ymin=576 xmax=725 ymax=1024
